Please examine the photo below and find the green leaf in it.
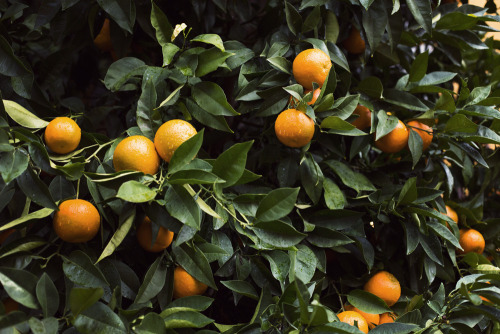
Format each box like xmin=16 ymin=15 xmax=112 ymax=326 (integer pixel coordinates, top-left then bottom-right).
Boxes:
xmin=408 ymin=130 xmax=423 ymax=168
xmin=252 ymin=220 xmax=306 ymax=248
xmin=362 ymin=1 xmax=387 ymax=53
xmin=0 ymin=267 xmax=39 ymax=309
xmin=444 ymin=114 xmax=478 ymax=133
xmin=255 ymin=187 xmax=300 ymax=222
xmin=409 ymin=51 xmax=428 ymax=82
xmin=186 ymin=99 xmax=233 ymax=133
xmin=17 ymin=168 xmax=58 ymax=210
xmin=135 ymin=313 xmax=167 ymax=334
xmin=284 ymin=1 xmax=302 ymax=35
xmin=136 ymin=78 xmax=160 ymax=139
xmin=104 ymin=57 xmax=147 ymax=91
xmin=161 ymin=43 xmax=180 ymax=66
xmin=357 ymin=76 xmax=383 ymax=99
xmin=97 ymin=208 xmax=135 ymax=263
xmin=168 ymin=296 xmax=214 ymax=311
xmin=69 ymin=287 xmax=104 ymax=317
xmin=0 ymin=148 xmax=29 ymax=184
xmin=263 ymin=250 xmax=290 ymax=285
xmin=406 ymin=0 xmax=432 ymax=34
xmin=73 ymin=302 xmax=127 ymax=334
xmin=28 ymin=317 xmax=58 ymax=334
xmin=348 ymin=289 xmax=392 ymax=314
xmin=0 ymin=236 xmax=46 ymax=259
xmin=192 ymin=82 xmax=239 ymax=116
xmin=436 ymin=12 xmax=480 ymax=31
xmin=383 ymin=89 xmax=428 ymax=111
xmin=375 ymin=110 xmax=399 ymax=140
xmin=3 ymin=100 xmax=48 ymax=128
xmin=172 ymin=243 xmax=216 ymax=289
xmin=427 ymin=220 xmax=461 ymax=249
xmin=0 ymin=35 xmax=30 ymax=77
xmin=0 ymin=208 xmax=54 ymax=232
xmin=325 ymin=10 xmax=339 ymax=43
xmin=191 ymin=34 xmax=225 ymax=51
xmin=195 ymin=48 xmax=232 ymax=77
xmin=117 ymin=181 xmax=157 ymax=203
xmin=36 ymin=273 xmax=59 ymax=317
xmin=398 ymin=177 xmax=417 ymax=206
xmin=291 ymin=244 xmax=317 ymax=284
xmin=323 ymin=178 xmax=345 ymax=209
xmin=465 ymin=86 xmax=491 ymax=106
xmin=135 ymin=256 xmax=168 ymax=304
xmin=168 ymin=129 xmax=204 ymax=174
xmin=62 ymin=251 xmax=109 ymax=289
xmin=299 ymin=154 xmax=324 ymax=204
xmin=164 ymin=310 xmax=214 ymax=329
xmin=164 ymin=185 xmax=201 ymax=230
xmin=325 ymin=160 xmax=376 ymax=194
xmin=221 ymin=280 xmax=258 ymax=300
xmin=151 ymin=1 xmax=173 ymax=48
xmin=97 ymin=0 xmax=135 ymax=33
xmin=267 ymin=57 xmax=292 ymax=74
xmin=368 ymin=323 xmax=421 ymax=334
xmin=321 ymin=116 xmax=367 ymax=136
xmin=212 ymin=141 xmax=253 ymax=188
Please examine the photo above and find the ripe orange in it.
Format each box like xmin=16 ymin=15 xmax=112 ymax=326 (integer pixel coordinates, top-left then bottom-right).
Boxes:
xmin=379 ymin=312 xmax=396 ymax=325
xmin=343 ymin=27 xmax=366 ymax=55
xmin=407 ymin=120 xmax=433 ymax=151
xmin=351 ymin=105 xmax=372 ymax=130
xmin=289 ymin=88 xmax=321 ymax=108
xmin=459 ymin=229 xmax=485 ymax=254
xmin=53 ymin=199 xmax=100 ymax=243
xmin=292 ymin=49 xmax=332 ymax=90
xmin=364 ymin=271 xmax=401 ymax=306
xmin=374 ymin=119 xmax=409 ymax=154
xmin=345 ymin=305 xmax=379 ymax=329
xmin=44 ymin=117 xmax=81 ymax=154
xmin=445 ymin=205 xmax=458 ymax=224
xmin=275 ymin=109 xmax=315 ymax=148
xmin=173 ymin=266 xmax=208 ymax=299
xmin=2 ymin=298 xmax=19 ymax=314
xmin=94 ymin=18 xmax=112 ymax=52
xmin=154 ymin=120 xmax=197 ymax=163
xmin=113 ymin=135 xmax=160 ymax=175
xmin=136 ymin=216 xmax=174 ymax=252
xmin=337 ymin=310 xmax=369 ymax=333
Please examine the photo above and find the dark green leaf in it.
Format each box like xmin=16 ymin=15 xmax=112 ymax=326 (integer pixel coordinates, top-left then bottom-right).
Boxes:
xmin=409 ymin=51 xmax=428 ymax=82
xmin=253 ymin=220 xmax=306 ymax=248
xmin=165 ymin=185 xmax=201 ymax=230
xmin=192 ymin=82 xmax=239 ymax=116
xmin=36 ymin=273 xmax=59 ymax=317
xmin=255 ymin=187 xmax=299 ymax=222
xmin=135 ymin=256 xmax=168 ymax=304
xmin=73 ymin=302 xmax=127 ymax=334
xmin=212 ymin=141 xmax=253 ymax=188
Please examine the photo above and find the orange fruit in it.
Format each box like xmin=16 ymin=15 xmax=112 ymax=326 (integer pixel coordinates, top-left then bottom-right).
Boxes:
xmin=364 ymin=271 xmax=401 ymax=306
xmin=275 ymin=109 xmax=315 ymax=148
xmin=445 ymin=205 xmax=458 ymax=224
xmin=343 ymin=27 xmax=366 ymax=55
xmin=459 ymin=229 xmax=485 ymax=254
xmin=94 ymin=18 xmax=112 ymax=52
xmin=2 ymin=298 xmax=19 ymax=314
xmin=345 ymin=305 xmax=379 ymax=329
xmin=407 ymin=121 xmax=433 ymax=151
xmin=374 ymin=119 xmax=409 ymax=154
xmin=44 ymin=117 xmax=81 ymax=154
xmin=337 ymin=310 xmax=369 ymax=333
xmin=113 ymin=135 xmax=160 ymax=175
xmin=136 ymin=216 xmax=174 ymax=252
xmin=154 ymin=120 xmax=197 ymax=163
xmin=53 ymin=199 xmax=100 ymax=243
xmin=0 ymin=229 xmax=15 ymax=244
xmin=289 ymin=88 xmax=321 ymax=108
xmin=292 ymin=49 xmax=332 ymax=90
xmin=379 ymin=312 xmax=396 ymax=325
xmin=173 ymin=266 xmax=208 ymax=299
xmin=351 ymin=105 xmax=372 ymax=130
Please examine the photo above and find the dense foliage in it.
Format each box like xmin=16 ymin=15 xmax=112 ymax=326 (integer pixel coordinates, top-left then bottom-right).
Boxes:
xmin=0 ymin=0 xmax=499 ymax=333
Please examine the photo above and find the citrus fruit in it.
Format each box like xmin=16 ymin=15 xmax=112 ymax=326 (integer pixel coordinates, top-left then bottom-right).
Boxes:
xmin=173 ymin=266 xmax=208 ymax=299
xmin=345 ymin=305 xmax=379 ymax=329
xmin=379 ymin=312 xmax=396 ymax=325
xmin=2 ymin=298 xmax=19 ymax=314
xmin=351 ymin=105 xmax=372 ymax=130
xmin=94 ymin=18 xmax=112 ymax=52
xmin=136 ymin=216 xmax=174 ymax=252
xmin=337 ymin=310 xmax=369 ymax=333
xmin=459 ymin=229 xmax=485 ymax=254
xmin=154 ymin=120 xmax=197 ymax=163
xmin=289 ymin=88 xmax=321 ymax=108
xmin=364 ymin=271 xmax=401 ymax=306
xmin=374 ymin=119 xmax=409 ymax=154
xmin=44 ymin=117 xmax=81 ymax=154
xmin=407 ymin=120 xmax=433 ymax=151
xmin=292 ymin=49 xmax=332 ymax=90
xmin=275 ymin=109 xmax=315 ymax=148
xmin=53 ymin=199 xmax=100 ymax=243
xmin=445 ymin=205 xmax=458 ymax=224
xmin=343 ymin=27 xmax=366 ymax=54
xmin=113 ymin=135 xmax=160 ymax=175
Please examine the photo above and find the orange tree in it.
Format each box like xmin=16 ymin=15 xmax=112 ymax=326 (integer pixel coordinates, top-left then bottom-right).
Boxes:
xmin=0 ymin=0 xmax=500 ymax=333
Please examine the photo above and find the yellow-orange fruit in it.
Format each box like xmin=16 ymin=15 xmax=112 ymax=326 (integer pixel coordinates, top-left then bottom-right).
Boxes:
xmin=343 ymin=27 xmax=366 ymax=55
xmin=113 ymin=136 xmax=160 ymax=175
xmin=136 ymin=217 xmax=174 ymax=252
xmin=345 ymin=305 xmax=379 ymax=329
xmin=292 ymin=49 xmax=332 ymax=90
xmin=44 ymin=117 xmax=81 ymax=154
xmin=154 ymin=120 xmax=197 ymax=163
xmin=94 ymin=18 xmax=112 ymax=52
xmin=374 ymin=120 xmax=409 ymax=154
xmin=459 ymin=229 xmax=485 ymax=254
xmin=53 ymin=199 xmax=100 ymax=243
xmin=351 ymin=105 xmax=372 ymax=130
xmin=275 ymin=109 xmax=315 ymax=148
xmin=407 ymin=120 xmax=433 ymax=151
xmin=173 ymin=267 xmax=208 ymax=299
xmin=379 ymin=312 xmax=396 ymax=325
xmin=364 ymin=271 xmax=401 ymax=307
xmin=337 ymin=310 xmax=369 ymax=333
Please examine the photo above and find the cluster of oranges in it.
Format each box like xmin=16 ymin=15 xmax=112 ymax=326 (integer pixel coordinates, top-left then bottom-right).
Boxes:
xmin=42 ymin=116 xmax=206 ymax=298
xmin=337 ymin=271 xmax=400 ymax=332
xmin=443 ymin=205 xmax=486 ymax=255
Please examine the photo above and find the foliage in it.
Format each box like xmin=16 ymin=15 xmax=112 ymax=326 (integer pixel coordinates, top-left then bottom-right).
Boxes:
xmin=0 ymin=0 xmax=500 ymax=333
